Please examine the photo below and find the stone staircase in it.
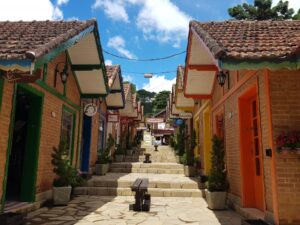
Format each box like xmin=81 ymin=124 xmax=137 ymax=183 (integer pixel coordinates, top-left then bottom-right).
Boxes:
xmin=74 ymin=132 xmax=202 ymax=198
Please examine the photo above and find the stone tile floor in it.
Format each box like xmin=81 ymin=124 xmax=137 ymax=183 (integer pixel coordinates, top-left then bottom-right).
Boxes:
xmin=26 ymin=196 xmax=242 ymax=225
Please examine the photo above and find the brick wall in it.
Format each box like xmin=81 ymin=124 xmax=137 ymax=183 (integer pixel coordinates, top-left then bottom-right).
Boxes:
xmin=270 ymin=70 xmax=300 ymax=225
xmin=0 ymin=52 xmax=82 ymax=202
xmin=210 ymin=70 xmax=273 ymax=218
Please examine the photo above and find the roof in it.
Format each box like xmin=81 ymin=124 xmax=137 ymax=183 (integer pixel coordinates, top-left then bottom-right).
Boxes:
xmin=0 ymin=19 xmax=96 ymax=60
xmin=190 ymin=20 xmax=300 ymax=60
xmin=106 ymin=65 xmax=120 ymax=88
xmin=176 ymin=65 xmax=184 ymax=90
xmin=123 ymin=83 xmax=131 ymax=99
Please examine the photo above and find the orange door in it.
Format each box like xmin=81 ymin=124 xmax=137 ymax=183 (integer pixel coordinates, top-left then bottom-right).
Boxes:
xmin=239 ymin=87 xmax=265 ymax=211
xmin=250 ymin=97 xmax=264 ymax=211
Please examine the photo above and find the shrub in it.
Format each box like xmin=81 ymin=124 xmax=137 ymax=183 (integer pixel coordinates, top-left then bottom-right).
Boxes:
xmin=207 ymin=135 xmax=228 ymax=192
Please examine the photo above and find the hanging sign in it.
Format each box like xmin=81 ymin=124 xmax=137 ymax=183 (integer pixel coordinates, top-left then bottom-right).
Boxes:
xmin=175 ymin=119 xmax=183 ymax=125
xmin=179 ymin=112 xmax=193 ymax=119
xmin=146 ymin=118 xmax=164 ymax=123
xmin=107 ymin=114 xmax=119 ymax=123
xmin=84 ymin=103 xmax=97 ymax=117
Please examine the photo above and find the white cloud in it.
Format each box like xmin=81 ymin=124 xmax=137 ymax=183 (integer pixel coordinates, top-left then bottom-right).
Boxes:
xmin=142 ymin=75 xmax=176 ymax=93
xmin=57 ymin=0 xmax=69 ymax=6
xmin=107 ymin=35 xmax=136 ymax=59
xmin=67 ymin=17 xmax=79 ymax=21
xmin=135 ymin=0 xmax=191 ymax=48
xmin=273 ymin=0 xmax=300 ymax=11
xmin=123 ymin=74 xmax=133 ymax=82
xmin=92 ymin=0 xmax=129 ymax=23
xmin=0 ymin=0 xmax=64 ymax=21
xmin=105 ymin=59 xmax=113 ymax=65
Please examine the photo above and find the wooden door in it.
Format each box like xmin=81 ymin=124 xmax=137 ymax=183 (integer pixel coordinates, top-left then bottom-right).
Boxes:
xmin=250 ymin=97 xmax=264 ymax=211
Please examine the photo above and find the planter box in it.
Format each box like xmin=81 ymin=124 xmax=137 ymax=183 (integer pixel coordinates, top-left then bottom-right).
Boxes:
xmin=184 ymin=166 xmax=196 ymax=177
xmin=115 ymin=155 xmax=124 ymax=162
xmin=175 ymin=156 xmax=180 ymax=163
xmin=127 ymin=150 xmax=133 ymax=156
xmin=95 ymin=163 xmax=109 ymax=175
xmin=241 ymin=219 xmax=270 ymax=225
xmin=0 ymin=212 xmax=25 ymax=225
xmin=53 ymin=186 xmax=72 ymax=205
xmin=205 ymin=189 xmax=227 ymax=210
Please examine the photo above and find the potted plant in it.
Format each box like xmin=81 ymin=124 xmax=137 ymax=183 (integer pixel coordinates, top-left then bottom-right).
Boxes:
xmin=51 ymin=140 xmax=82 ymax=205
xmin=114 ymin=144 xmax=125 ymax=162
xmin=184 ymin=130 xmax=197 ymax=177
xmin=95 ymin=134 xmax=114 ymax=175
xmin=276 ymin=131 xmax=298 ymax=154
xmin=205 ymin=135 xmax=228 ymax=210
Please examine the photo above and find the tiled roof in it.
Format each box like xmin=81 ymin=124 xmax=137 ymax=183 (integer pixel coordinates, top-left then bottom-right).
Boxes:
xmin=0 ymin=19 xmax=96 ymax=60
xmin=176 ymin=65 xmax=184 ymax=90
xmin=106 ymin=65 xmax=120 ymax=88
xmin=123 ymin=83 xmax=131 ymax=99
xmin=190 ymin=20 xmax=300 ymax=60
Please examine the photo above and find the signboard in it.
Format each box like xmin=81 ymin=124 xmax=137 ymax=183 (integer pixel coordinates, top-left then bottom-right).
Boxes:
xmin=107 ymin=114 xmax=119 ymax=123
xmin=175 ymin=119 xmax=183 ymax=125
xmin=158 ymin=123 xmax=165 ymax=129
xmin=146 ymin=118 xmax=164 ymax=123
xmin=179 ymin=112 xmax=193 ymax=119
xmin=120 ymin=117 xmax=133 ymax=124
xmin=84 ymin=103 xmax=97 ymax=117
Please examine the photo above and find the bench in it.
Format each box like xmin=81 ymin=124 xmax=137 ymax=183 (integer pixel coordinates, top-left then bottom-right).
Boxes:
xmin=130 ymin=178 xmax=151 ymax=211
xmin=143 ymin=153 xmax=151 ymax=163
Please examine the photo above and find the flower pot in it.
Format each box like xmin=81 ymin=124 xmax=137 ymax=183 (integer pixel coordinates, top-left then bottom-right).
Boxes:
xmin=205 ymin=189 xmax=227 ymax=210
xmin=241 ymin=219 xmax=270 ymax=225
xmin=184 ymin=165 xmax=196 ymax=177
xmin=53 ymin=186 xmax=72 ymax=205
xmin=296 ymin=148 xmax=300 ymax=155
xmin=127 ymin=149 xmax=133 ymax=156
xmin=95 ymin=163 xmax=109 ymax=175
xmin=115 ymin=155 xmax=124 ymax=162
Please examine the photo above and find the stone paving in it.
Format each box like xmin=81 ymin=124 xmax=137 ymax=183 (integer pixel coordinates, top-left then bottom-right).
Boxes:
xmin=26 ymin=196 xmax=242 ymax=225
xmin=26 ymin=133 xmax=243 ymax=224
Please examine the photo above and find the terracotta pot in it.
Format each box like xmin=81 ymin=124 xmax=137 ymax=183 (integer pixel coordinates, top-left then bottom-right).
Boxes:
xmin=296 ymin=148 xmax=300 ymax=155
xmin=280 ymin=147 xmax=291 ymax=155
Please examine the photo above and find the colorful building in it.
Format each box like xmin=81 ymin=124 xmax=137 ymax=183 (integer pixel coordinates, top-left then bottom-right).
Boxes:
xmin=0 ymin=20 xmax=108 ymax=212
xmin=183 ymin=20 xmax=300 ymax=225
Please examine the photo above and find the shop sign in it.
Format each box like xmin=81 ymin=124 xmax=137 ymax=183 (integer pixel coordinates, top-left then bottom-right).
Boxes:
xmin=175 ymin=119 xmax=183 ymax=125
xmin=107 ymin=114 xmax=119 ymax=123
xmin=146 ymin=118 xmax=164 ymax=123
xmin=179 ymin=112 xmax=193 ymax=119
xmin=84 ymin=103 xmax=97 ymax=117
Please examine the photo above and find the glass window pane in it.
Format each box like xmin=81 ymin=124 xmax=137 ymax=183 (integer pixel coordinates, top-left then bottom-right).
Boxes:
xmin=61 ymin=109 xmax=74 ymax=156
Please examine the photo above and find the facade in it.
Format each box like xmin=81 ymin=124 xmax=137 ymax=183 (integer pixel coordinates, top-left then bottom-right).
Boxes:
xmin=0 ymin=20 xmax=108 ymax=211
xmin=105 ymin=65 xmax=125 ymax=150
xmin=183 ymin=20 xmax=300 ymax=225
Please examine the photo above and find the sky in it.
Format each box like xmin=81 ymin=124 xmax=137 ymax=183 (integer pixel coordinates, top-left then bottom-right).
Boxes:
xmin=1 ymin=0 xmax=300 ymax=92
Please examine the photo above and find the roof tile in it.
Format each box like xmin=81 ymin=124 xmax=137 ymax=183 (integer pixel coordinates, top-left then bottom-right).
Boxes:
xmin=190 ymin=20 xmax=300 ymax=60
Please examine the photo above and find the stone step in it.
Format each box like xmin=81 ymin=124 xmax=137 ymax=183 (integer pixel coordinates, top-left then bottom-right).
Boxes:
xmin=74 ymin=187 xmax=203 ymax=198
xmin=110 ymin=162 xmax=184 ymax=169
xmin=109 ymin=168 xmax=184 ymax=174
xmin=84 ymin=174 xmax=199 ymax=189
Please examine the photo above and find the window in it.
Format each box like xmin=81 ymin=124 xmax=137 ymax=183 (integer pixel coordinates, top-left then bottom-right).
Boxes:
xmin=61 ymin=106 xmax=76 ymax=159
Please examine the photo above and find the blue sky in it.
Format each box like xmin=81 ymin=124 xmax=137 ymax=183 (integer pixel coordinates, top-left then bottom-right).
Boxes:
xmin=1 ymin=0 xmax=300 ymax=92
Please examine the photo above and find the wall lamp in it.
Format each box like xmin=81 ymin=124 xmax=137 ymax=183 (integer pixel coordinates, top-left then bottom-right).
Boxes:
xmin=216 ymin=70 xmax=229 ymax=87
xmin=54 ymin=54 xmax=69 ymax=87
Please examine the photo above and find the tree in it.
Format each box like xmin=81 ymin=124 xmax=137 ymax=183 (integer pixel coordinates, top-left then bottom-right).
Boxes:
xmin=137 ymin=89 xmax=156 ymax=116
xmin=152 ymin=90 xmax=170 ymax=114
xmin=228 ymin=0 xmax=297 ymax=20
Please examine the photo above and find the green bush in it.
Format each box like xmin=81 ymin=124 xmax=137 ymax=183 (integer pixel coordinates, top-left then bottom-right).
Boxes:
xmin=186 ymin=130 xmax=196 ymax=166
xmin=51 ymin=140 xmax=84 ymax=187
xmin=180 ymin=153 xmax=187 ymax=165
xmin=177 ymin=123 xmax=186 ymax=156
xmin=207 ymin=135 xmax=228 ymax=192
xmin=97 ymin=133 xmax=114 ymax=164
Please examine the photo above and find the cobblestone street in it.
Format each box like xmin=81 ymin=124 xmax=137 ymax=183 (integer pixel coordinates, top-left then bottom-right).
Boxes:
xmin=26 ymin=196 xmax=242 ymax=225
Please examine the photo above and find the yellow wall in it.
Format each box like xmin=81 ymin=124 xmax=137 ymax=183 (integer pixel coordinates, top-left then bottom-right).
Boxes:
xmin=193 ymin=117 xmax=199 ymax=156
xmin=203 ymin=105 xmax=212 ymax=175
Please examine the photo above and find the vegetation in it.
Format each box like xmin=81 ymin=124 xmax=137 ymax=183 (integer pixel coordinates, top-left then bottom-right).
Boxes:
xmin=52 ymin=140 xmax=83 ymax=187
xmin=207 ymin=136 xmax=228 ymax=192
xmin=186 ymin=130 xmax=197 ymax=166
xmin=152 ymin=90 xmax=170 ymax=114
xmin=97 ymin=134 xmax=114 ymax=164
xmin=136 ymin=89 xmax=156 ymax=116
xmin=115 ymin=144 xmax=125 ymax=155
xmin=228 ymin=0 xmax=300 ymax=20
xmin=176 ymin=123 xmax=186 ymax=156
